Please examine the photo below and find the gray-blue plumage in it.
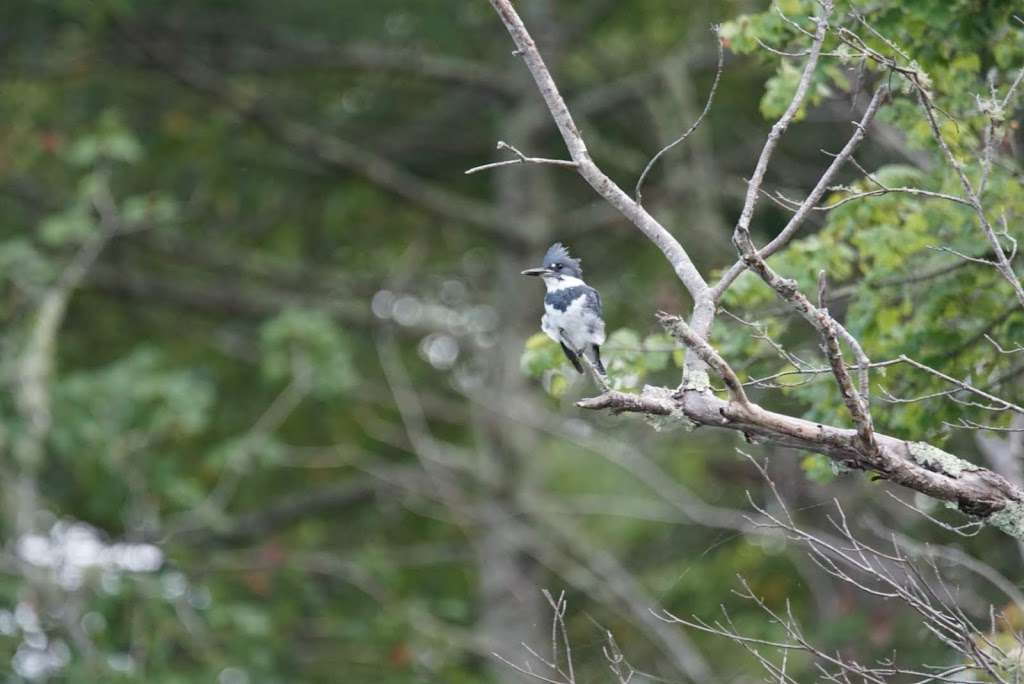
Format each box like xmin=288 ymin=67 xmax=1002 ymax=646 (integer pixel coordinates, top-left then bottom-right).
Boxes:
xmin=541 ymin=242 xmax=583 ymax=278
xmin=521 ymin=243 xmax=606 ymax=375
xmin=544 ymin=285 xmax=600 ymax=314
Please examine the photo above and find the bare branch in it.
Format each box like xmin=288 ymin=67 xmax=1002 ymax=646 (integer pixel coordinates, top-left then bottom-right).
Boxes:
xmin=579 ymin=377 xmax=1024 ymax=538
xmin=658 ymin=312 xmax=750 ymax=406
xmin=810 ymin=185 xmax=971 ymax=211
xmin=986 ymin=334 xmax=1024 ymax=355
xmin=575 ymin=389 xmax=673 ymax=415
xmin=743 ymin=359 xmax=903 ymax=390
xmin=898 ymin=354 xmax=1024 ymax=415
xmin=817 ymin=273 xmax=878 ymax=454
xmin=710 ymin=2 xmax=833 ymax=301
xmin=635 ymin=27 xmax=725 ymax=204
xmin=465 ymin=141 xmax=578 ymax=175
xmin=485 ymin=0 xmax=716 ymax=371
xmin=713 ymin=82 xmax=887 ymax=299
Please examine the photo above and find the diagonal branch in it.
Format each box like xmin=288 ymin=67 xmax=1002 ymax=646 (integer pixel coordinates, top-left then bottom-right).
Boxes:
xmin=710 ymin=2 xmax=831 ymax=302
xmin=657 ymin=313 xmax=750 ymax=406
xmin=485 ymin=0 xmax=716 ymax=369
xmin=713 ymin=80 xmax=886 ymax=299
xmin=835 ymin=25 xmax=1024 ymax=309
xmin=817 ymin=273 xmax=879 ymax=457
xmin=915 ymin=89 xmax=1024 ymax=309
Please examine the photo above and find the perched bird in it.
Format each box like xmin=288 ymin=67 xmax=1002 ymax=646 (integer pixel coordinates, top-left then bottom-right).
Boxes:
xmin=521 ymin=243 xmax=606 ymax=375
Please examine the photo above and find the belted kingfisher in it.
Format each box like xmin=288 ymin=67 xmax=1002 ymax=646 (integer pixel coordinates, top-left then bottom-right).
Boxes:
xmin=521 ymin=242 xmax=606 ymax=375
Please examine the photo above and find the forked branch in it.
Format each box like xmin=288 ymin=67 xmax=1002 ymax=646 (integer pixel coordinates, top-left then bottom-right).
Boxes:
xmin=483 ymin=1 xmax=1024 ymax=540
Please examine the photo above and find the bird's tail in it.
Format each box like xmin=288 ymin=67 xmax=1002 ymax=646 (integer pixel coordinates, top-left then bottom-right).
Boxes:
xmin=559 ymin=342 xmax=584 ymax=374
xmin=587 ymin=345 xmax=606 ymax=376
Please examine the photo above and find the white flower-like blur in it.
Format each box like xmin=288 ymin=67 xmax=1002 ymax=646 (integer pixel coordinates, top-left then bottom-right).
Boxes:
xmin=16 ymin=520 xmax=163 ymax=591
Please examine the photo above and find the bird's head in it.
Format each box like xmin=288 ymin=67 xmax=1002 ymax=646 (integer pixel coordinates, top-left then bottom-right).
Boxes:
xmin=521 ymin=242 xmax=583 ymax=280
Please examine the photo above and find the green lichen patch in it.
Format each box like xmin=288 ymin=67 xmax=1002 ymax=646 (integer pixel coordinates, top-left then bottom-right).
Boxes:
xmin=986 ymin=501 xmax=1024 ymax=541
xmin=640 ymin=385 xmax=695 ymax=432
xmin=683 ymin=368 xmax=711 ymax=393
xmin=907 ymin=442 xmax=977 ymax=478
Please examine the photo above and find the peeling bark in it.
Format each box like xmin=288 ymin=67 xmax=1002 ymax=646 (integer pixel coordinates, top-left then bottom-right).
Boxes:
xmin=578 ymin=385 xmax=1024 ymax=537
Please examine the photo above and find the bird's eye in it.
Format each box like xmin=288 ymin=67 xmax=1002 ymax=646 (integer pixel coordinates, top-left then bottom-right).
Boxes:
xmin=553 ymin=263 xmax=562 ymax=270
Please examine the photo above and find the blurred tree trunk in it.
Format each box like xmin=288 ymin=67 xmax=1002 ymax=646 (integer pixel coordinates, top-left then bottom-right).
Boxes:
xmin=475 ymin=90 xmax=549 ymax=684
xmin=474 ymin=4 xmax=563 ymax=679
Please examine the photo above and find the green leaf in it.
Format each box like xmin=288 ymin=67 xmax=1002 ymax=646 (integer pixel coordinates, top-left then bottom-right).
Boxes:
xmin=520 ymin=333 xmax=564 ymax=378
xmin=801 ymin=454 xmax=837 ymax=484
xmin=39 ymin=206 xmax=95 ymax=246
xmin=760 ymin=61 xmax=803 ymax=120
xmin=0 ymin=239 xmax=55 ymax=292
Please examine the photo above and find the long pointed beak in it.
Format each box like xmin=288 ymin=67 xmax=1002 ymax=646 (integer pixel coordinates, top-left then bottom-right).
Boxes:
xmin=520 ymin=267 xmax=550 ymax=276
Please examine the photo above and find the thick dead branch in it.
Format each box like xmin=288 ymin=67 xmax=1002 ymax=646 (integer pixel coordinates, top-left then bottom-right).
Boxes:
xmin=577 ymin=381 xmax=1024 ymax=538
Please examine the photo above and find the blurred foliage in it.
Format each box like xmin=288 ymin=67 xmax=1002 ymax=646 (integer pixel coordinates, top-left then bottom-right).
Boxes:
xmin=260 ymin=308 xmax=356 ymax=396
xmin=0 ymin=0 xmax=1020 ymax=682
xmin=520 ymin=329 xmax=683 ymax=396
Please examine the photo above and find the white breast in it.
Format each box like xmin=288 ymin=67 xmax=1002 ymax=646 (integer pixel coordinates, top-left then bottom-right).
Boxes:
xmin=541 ymin=294 xmax=605 ymax=351
xmin=544 ymin=275 xmax=586 ymax=292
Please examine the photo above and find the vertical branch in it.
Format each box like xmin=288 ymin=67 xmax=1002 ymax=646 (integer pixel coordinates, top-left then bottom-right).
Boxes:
xmin=12 ymin=179 xmax=121 ymax=532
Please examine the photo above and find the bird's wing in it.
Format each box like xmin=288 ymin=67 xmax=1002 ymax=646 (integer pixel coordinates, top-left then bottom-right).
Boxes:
xmin=585 ymin=286 xmax=603 ymax=317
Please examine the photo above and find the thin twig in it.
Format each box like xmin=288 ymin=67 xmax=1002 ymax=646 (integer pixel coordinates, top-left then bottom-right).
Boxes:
xmin=635 ymin=27 xmax=725 ymax=204
xmin=464 ymin=141 xmax=578 ymax=175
